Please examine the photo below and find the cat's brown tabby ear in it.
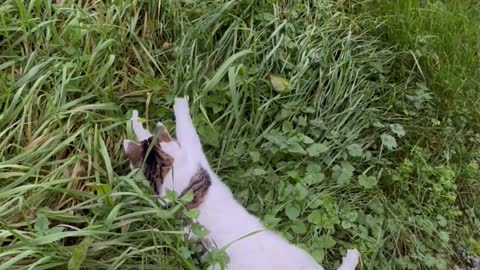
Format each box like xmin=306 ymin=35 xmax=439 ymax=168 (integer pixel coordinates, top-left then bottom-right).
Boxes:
xmin=123 ymin=140 xmax=144 ymax=168
xmin=156 ymin=122 xmax=172 ymax=143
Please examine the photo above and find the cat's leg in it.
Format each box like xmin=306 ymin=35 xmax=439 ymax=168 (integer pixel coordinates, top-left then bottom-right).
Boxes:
xmin=173 ymin=97 xmax=209 ymax=167
xmin=173 ymin=97 xmax=201 ymax=149
xmin=337 ymin=249 xmax=360 ymax=270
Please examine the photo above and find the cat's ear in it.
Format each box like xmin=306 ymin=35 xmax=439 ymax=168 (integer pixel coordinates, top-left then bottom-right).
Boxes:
xmin=131 ymin=110 xmax=152 ymax=141
xmin=123 ymin=139 xmax=144 ymax=168
xmin=159 ymin=141 xmax=181 ymax=159
xmin=156 ymin=122 xmax=172 ymax=143
xmin=156 ymin=122 xmax=182 ymax=158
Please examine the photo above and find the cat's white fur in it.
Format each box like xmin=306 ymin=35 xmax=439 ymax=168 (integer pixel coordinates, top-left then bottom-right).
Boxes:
xmin=128 ymin=97 xmax=360 ymax=270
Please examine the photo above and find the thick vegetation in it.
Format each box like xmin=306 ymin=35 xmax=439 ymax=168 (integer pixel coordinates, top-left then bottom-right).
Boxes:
xmin=0 ymin=0 xmax=478 ymax=269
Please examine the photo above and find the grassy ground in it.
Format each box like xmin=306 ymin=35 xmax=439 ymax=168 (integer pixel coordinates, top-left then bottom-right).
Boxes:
xmin=0 ymin=0 xmax=478 ymax=269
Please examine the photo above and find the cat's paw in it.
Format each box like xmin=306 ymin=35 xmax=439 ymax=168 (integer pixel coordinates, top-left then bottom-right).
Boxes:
xmin=156 ymin=122 xmax=173 ymax=142
xmin=131 ymin=110 xmax=139 ymax=123
xmin=174 ymin=97 xmax=190 ymax=114
xmin=343 ymin=249 xmax=360 ymax=266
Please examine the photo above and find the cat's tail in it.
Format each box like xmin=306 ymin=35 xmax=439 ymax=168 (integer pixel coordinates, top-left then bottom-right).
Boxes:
xmin=337 ymin=249 xmax=360 ymax=270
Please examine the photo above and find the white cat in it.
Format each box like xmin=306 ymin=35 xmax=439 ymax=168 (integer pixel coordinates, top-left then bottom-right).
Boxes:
xmin=123 ymin=97 xmax=360 ymax=270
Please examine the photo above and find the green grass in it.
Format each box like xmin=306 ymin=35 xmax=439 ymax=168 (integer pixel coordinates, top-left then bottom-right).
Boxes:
xmin=1 ymin=0 xmax=479 ymax=269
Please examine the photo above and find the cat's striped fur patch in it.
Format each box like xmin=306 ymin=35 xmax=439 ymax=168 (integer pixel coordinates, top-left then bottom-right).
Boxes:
xmin=141 ymin=137 xmax=173 ymax=194
xmin=180 ymin=167 xmax=211 ymax=209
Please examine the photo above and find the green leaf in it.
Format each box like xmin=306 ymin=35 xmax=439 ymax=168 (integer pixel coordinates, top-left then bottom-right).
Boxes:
xmin=98 ymin=137 xmax=114 ymax=185
xmin=276 ymin=109 xmax=292 ymax=122
xmin=68 ymin=237 xmax=94 ymax=270
xmin=303 ymin=173 xmax=325 ymax=185
xmin=341 ymin=221 xmax=355 ymax=229
xmin=293 ymin=183 xmax=308 ymax=201
xmin=270 ymin=74 xmax=289 ymax=92
xmin=309 ymin=198 xmax=323 ymax=209
xmin=332 ymin=162 xmax=354 ymax=185
xmin=306 ymin=163 xmax=322 ymax=174
xmin=89 ymin=183 xmax=113 ymax=207
xmin=253 ymin=168 xmax=267 ymax=176
xmin=381 ymin=134 xmax=397 ymax=150
xmin=48 ymin=226 xmax=64 ymax=235
xmin=263 ymin=215 xmax=281 ymax=229
xmin=249 ymin=151 xmax=261 ymax=162
xmin=178 ymin=246 xmax=193 ymax=259
xmin=90 ymin=183 xmax=111 ymax=195
xmin=287 ymin=170 xmax=302 ymax=182
xmin=198 ymin=124 xmax=219 ymax=147
xmin=307 ymin=210 xmax=322 ymax=225
xmin=372 ymin=121 xmax=385 ymax=128
xmin=288 ymin=143 xmax=306 ymax=155
xmin=201 ymin=247 xmax=230 ymax=267
xmin=286 ymin=132 xmax=299 ymax=141
xmin=191 ymin=222 xmax=209 ymax=238
xmin=390 ymin=124 xmax=406 ymax=137
xmin=164 ymin=189 xmax=178 ymax=202
xmin=306 ymin=143 xmax=329 ymax=157
xmin=311 ymin=249 xmax=324 ymax=263
xmin=439 ymin=231 xmax=449 ymax=243
xmin=181 ymin=190 xmax=194 ymax=203
xmin=358 ymin=175 xmax=378 ymax=189
xmin=184 ymin=208 xmax=200 ymax=219
xmin=291 ymin=220 xmax=307 ymax=234
xmin=34 ymin=215 xmax=49 ymax=234
xmin=436 ymin=215 xmax=447 ymax=227
xmin=285 ymin=204 xmax=300 ymax=220
xmin=341 ymin=210 xmax=358 ymax=222
xmin=317 ymin=235 xmax=336 ymax=249
xmin=347 ymin=143 xmax=363 ymax=157
xmin=424 ymin=254 xmax=443 ymax=268
xmin=368 ymin=197 xmax=384 ymax=214
xmin=13 ymin=59 xmax=54 ymax=88
xmin=204 ymin=49 xmax=252 ymax=92
xmin=301 ymin=134 xmax=315 ymax=144
xmin=340 ymin=210 xmax=358 ymax=229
